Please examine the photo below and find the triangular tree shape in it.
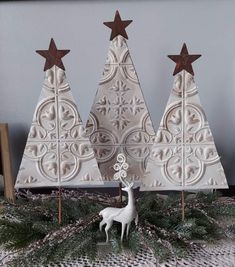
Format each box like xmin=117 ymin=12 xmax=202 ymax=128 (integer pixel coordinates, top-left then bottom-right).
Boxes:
xmin=141 ymin=44 xmax=228 ymax=191
xmin=15 ymin=39 xmax=103 ymax=189
xmin=86 ymin=11 xmax=155 ymax=181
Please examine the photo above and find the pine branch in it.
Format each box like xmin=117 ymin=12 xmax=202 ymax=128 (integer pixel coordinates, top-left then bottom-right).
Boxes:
xmin=0 ymin=191 xmax=234 ymax=266
xmin=16 ymin=189 xmax=116 ymax=206
xmin=6 ymin=213 xmax=100 ymax=267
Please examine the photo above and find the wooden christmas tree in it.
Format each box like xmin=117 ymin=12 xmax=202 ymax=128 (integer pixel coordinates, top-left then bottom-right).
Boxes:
xmin=86 ymin=11 xmax=155 ymax=182
xmin=141 ymin=44 xmax=228 ymax=195
xmin=15 ymin=39 xmax=103 ymax=189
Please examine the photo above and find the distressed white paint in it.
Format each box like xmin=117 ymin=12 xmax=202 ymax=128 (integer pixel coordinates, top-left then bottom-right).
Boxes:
xmin=86 ymin=36 xmax=155 ymax=182
xmin=141 ymin=70 xmax=228 ymax=191
xmin=15 ymin=66 xmax=103 ymax=188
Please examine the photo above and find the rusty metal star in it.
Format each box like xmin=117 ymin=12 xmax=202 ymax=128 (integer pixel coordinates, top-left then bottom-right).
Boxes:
xmin=103 ymin=10 xmax=132 ymax=40
xmin=36 ymin=38 xmax=70 ymax=71
xmin=168 ymin=43 xmax=201 ymax=76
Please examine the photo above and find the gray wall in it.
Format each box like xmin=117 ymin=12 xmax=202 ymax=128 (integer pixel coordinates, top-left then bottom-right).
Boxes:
xmin=0 ymin=0 xmax=235 ymax=185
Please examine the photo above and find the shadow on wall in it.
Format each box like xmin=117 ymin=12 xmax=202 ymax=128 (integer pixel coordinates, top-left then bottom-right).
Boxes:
xmin=0 ymin=150 xmax=3 ymax=193
xmin=217 ymin=145 xmax=235 ymax=187
xmin=219 ymin=146 xmax=235 ymax=196
xmin=9 ymin=123 xmax=28 ymax=183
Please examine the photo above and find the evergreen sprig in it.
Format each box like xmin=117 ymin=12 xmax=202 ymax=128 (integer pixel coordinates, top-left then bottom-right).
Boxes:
xmin=0 ymin=191 xmax=234 ymax=266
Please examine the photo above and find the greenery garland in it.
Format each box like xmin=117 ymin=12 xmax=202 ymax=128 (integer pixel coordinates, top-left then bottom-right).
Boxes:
xmin=0 ymin=190 xmax=234 ymax=266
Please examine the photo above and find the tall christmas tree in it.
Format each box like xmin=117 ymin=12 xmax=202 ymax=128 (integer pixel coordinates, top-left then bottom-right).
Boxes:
xmin=141 ymin=43 xmax=228 ymax=192
xmin=86 ymin=11 xmax=155 ymax=182
xmin=15 ymin=39 xmax=103 ymax=189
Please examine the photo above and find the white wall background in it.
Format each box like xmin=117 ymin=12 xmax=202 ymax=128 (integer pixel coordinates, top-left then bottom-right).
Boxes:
xmin=0 ymin=0 xmax=235 ymax=185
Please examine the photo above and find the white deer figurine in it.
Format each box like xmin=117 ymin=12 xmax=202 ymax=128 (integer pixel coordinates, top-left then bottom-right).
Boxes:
xmin=99 ymin=153 xmax=138 ymax=242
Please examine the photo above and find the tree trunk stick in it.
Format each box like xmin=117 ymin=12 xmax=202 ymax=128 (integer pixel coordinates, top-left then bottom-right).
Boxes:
xmin=58 ymin=187 xmax=62 ymax=225
xmin=119 ymin=182 xmax=122 ymax=205
xmin=181 ymin=190 xmax=185 ymax=221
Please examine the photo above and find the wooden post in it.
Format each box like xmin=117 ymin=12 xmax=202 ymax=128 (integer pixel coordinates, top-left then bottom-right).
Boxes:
xmin=0 ymin=124 xmax=15 ymax=202
xmin=181 ymin=70 xmax=185 ymax=222
xmin=58 ymin=187 xmax=62 ymax=224
xmin=181 ymin=190 xmax=185 ymax=221
xmin=119 ymin=182 xmax=122 ymax=205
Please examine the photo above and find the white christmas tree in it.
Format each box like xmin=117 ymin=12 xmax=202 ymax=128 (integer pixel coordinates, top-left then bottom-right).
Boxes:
xmin=15 ymin=39 xmax=103 ymax=189
xmin=86 ymin=11 xmax=155 ymax=182
xmin=141 ymin=43 xmax=228 ymax=192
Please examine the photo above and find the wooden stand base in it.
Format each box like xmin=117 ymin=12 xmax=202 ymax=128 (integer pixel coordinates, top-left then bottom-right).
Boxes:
xmin=0 ymin=124 xmax=15 ymax=202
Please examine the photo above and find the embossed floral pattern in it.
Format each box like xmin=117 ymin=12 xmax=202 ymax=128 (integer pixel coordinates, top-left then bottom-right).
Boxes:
xmin=15 ymin=66 xmax=102 ymax=188
xmin=96 ymin=80 xmax=144 ymax=130
xmin=87 ymin=35 xmax=155 ymax=180
xmin=142 ymin=70 xmax=228 ymax=191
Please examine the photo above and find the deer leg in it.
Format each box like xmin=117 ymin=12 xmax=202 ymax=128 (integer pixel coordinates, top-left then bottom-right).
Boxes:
xmin=105 ymin=220 xmax=113 ymax=243
xmin=135 ymin=213 xmax=139 ymax=226
xmin=99 ymin=219 xmax=106 ymax=232
xmin=121 ymin=223 xmax=126 ymax=242
xmin=126 ymin=223 xmax=131 ymax=238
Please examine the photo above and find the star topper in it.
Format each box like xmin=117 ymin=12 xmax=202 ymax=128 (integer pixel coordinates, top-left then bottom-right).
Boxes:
xmin=104 ymin=10 xmax=132 ymax=40
xmin=36 ymin=38 xmax=70 ymax=71
xmin=168 ymin=43 xmax=201 ymax=76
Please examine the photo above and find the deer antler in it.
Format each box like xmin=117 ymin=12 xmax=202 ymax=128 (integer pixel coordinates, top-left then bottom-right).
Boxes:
xmin=113 ymin=153 xmax=130 ymax=187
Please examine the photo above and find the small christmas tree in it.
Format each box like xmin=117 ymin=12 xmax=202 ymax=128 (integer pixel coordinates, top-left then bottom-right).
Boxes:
xmin=86 ymin=11 xmax=155 ymax=182
xmin=15 ymin=39 xmax=103 ymax=189
xmin=141 ymin=44 xmax=228 ymax=218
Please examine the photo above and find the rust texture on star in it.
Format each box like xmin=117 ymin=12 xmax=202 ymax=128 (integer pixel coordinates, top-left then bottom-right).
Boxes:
xmin=103 ymin=10 xmax=132 ymax=40
xmin=36 ymin=38 xmax=70 ymax=71
xmin=168 ymin=43 xmax=201 ymax=76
